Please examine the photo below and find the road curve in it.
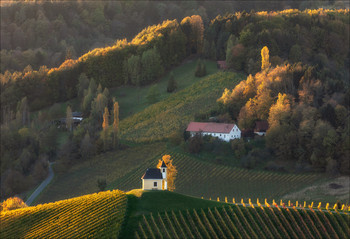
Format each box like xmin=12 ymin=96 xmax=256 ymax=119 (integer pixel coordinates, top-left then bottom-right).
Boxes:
xmin=26 ymin=162 xmax=54 ymax=206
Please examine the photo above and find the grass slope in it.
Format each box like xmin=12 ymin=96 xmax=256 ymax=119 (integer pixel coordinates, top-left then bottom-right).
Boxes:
xmin=34 ymin=142 xmax=165 ymax=204
xmin=0 ymin=190 xmax=127 ymax=238
xmin=109 ymin=151 xmax=324 ymax=203
xmin=113 ymin=59 xmax=218 ymax=120
xmin=120 ymin=71 xmax=243 ymax=142
xmin=120 ymin=190 xmax=226 ymax=238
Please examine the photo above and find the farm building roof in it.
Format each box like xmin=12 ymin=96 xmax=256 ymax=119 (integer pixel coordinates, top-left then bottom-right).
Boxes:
xmin=141 ymin=168 xmax=163 ymax=179
xmin=186 ymin=122 xmax=236 ymax=134
xmin=254 ymin=120 xmax=269 ymax=132
xmin=217 ymin=61 xmax=228 ymax=69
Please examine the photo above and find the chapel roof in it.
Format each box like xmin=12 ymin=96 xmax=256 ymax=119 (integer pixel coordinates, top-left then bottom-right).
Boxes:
xmin=141 ymin=168 xmax=163 ymax=179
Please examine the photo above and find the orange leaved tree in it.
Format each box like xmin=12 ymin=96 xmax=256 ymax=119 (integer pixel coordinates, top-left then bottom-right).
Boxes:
xmin=157 ymin=155 xmax=177 ymax=191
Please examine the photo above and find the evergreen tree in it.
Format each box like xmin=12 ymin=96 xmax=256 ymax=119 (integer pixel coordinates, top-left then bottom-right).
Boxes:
xmin=167 ymin=72 xmax=177 ymax=93
xmin=195 ymin=59 xmax=206 ymax=77
xmin=113 ymin=101 xmax=119 ymax=149
xmin=226 ymin=34 xmax=236 ymax=67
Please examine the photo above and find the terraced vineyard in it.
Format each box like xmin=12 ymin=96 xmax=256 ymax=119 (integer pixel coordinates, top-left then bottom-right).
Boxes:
xmin=136 ymin=204 xmax=350 ymax=239
xmin=0 ymin=190 xmax=127 ymax=238
xmin=110 ymin=151 xmax=323 ymax=202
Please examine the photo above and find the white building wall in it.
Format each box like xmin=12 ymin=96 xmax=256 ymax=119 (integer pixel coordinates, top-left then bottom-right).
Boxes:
xmin=142 ymin=179 xmax=163 ymax=190
xmin=190 ymin=125 xmax=241 ymax=142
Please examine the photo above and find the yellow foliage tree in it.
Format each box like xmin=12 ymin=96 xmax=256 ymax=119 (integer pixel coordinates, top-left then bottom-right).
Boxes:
xmin=1 ymin=197 xmax=27 ymax=211
xmin=261 ymin=46 xmax=271 ymax=71
xmin=157 ymin=155 xmax=177 ymax=191
xmin=268 ymin=93 xmax=291 ymax=128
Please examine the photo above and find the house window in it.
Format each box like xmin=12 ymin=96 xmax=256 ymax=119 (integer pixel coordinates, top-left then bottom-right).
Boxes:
xmin=224 ymin=135 xmax=226 ymax=138
xmin=220 ymin=134 xmax=222 ymax=136
xmin=154 ymin=182 xmax=157 ymax=187
xmin=162 ymin=169 xmax=165 ymax=172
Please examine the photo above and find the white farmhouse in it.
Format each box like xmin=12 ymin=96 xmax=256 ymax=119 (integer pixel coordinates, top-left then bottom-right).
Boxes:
xmin=141 ymin=161 xmax=167 ymax=190
xmin=186 ymin=122 xmax=241 ymax=142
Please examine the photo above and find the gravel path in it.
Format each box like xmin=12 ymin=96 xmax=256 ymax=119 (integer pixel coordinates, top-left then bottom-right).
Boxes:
xmin=26 ymin=162 xmax=54 ymax=206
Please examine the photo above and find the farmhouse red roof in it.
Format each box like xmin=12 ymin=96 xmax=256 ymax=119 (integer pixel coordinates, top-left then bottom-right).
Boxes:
xmin=254 ymin=120 xmax=269 ymax=132
xmin=186 ymin=122 xmax=235 ymax=133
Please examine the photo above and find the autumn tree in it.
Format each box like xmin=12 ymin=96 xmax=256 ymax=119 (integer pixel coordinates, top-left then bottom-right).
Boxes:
xmin=91 ymin=93 xmax=108 ymax=124
xmin=261 ymin=46 xmax=271 ymax=71
xmin=1 ymin=197 xmax=27 ymax=212
xmin=66 ymin=105 xmax=73 ymax=132
xmin=268 ymin=93 xmax=291 ymax=129
xmin=101 ymin=107 xmax=110 ymax=151
xmin=157 ymin=155 xmax=177 ymax=191
xmin=181 ymin=15 xmax=204 ymax=54
xmin=113 ymin=101 xmax=119 ymax=149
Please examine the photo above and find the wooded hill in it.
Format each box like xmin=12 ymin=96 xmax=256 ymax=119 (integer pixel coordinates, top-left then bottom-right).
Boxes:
xmin=1 ymin=9 xmax=349 ymax=118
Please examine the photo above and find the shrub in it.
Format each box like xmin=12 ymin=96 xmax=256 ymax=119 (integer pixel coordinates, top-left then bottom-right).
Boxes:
xmin=167 ymin=72 xmax=177 ymax=93
xmin=1 ymin=197 xmax=27 ymax=212
xmin=195 ymin=59 xmax=207 ymax=77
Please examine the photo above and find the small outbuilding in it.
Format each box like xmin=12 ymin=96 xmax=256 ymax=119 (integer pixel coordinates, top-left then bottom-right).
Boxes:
xmin=141 ymin=161 xmax=167 ymax=190
xmin=217 ymin=61 xmax=228 ymax=70
xmin=254 ymin=120 xmax=269 ymax=136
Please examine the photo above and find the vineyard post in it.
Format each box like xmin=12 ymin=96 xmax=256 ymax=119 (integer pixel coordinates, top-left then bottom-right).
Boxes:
xmin=288 ymin=200 xmax=290 ymax=206
xmin=326 ymin=203 xmax=329 ymax=210
xmin=217 ymin=197 xmax=220 ymax=202
xmin=233 ymin=198 xmax=235 ymax=204
xmin=318 ymin=202 xmax=321 ymax=209
xmin=225 ymin=197 xmax=227 ymax=203
xmin=296 ymin=201 xmax=298 ymax=207
xmin=304 ymin=201 xmax=306 ymax=208
xmin=280 ymin=199 xmax=283 ymax=206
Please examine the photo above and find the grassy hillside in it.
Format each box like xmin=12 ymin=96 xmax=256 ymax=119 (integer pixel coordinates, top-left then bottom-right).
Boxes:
xmin=0 ymin=190 xmax=127 ymax=238
xmin=113 ymin=59 xmax=218 ymax=119
xmin=34 ymin=143 xmax=165 ymax=204
xmin=109 ymin=151 xmax=324 ymax=203
xmin=120 ymin=71 xmax=244 ymax=142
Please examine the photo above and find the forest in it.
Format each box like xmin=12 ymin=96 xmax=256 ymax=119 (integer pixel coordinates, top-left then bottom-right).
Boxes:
xmin=0 ymin=2 xmax=349 ymax=200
